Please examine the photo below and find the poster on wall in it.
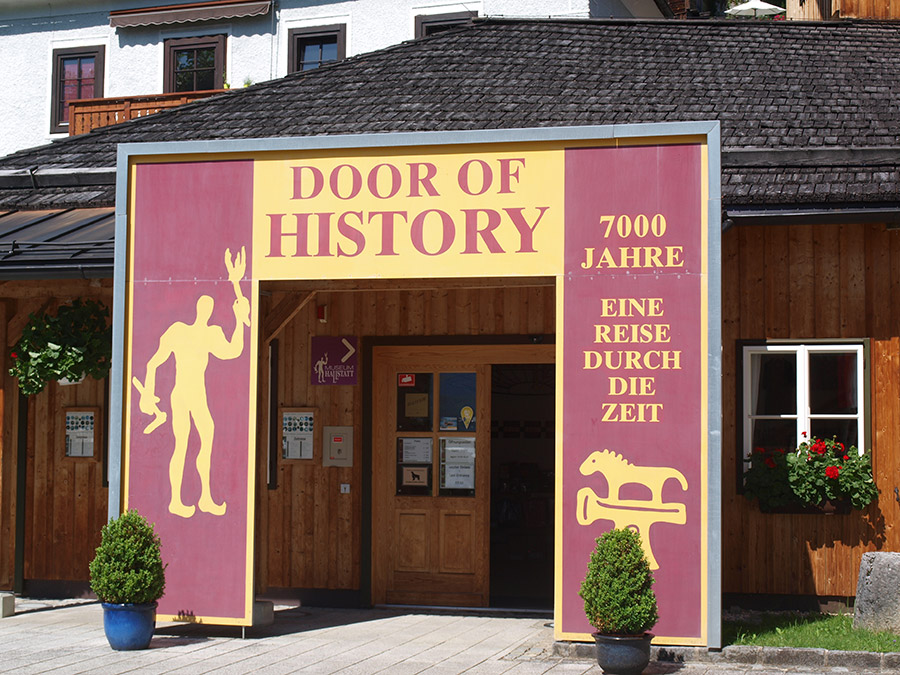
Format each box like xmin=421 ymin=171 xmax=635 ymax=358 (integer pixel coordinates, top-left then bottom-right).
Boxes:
xmin=114 ymin=123 xmax=719 ymax=636
xmin=440 ymin=437 xmax=476 ymax=490
xmin=561 ymin=143 xmax=712 ymax=644
xmin=282 ymin=410 xmax=314 ymax=459
xmin=65 ymin=409 xmax=96 ymax=458
xmin=123 ymin=160 xmax=257 ymax=626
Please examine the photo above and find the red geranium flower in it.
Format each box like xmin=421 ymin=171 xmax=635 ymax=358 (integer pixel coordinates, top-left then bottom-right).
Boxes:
xmin=10 ymin=351 xmax=16 ymax=359
xmin=843 ymin=455 xmax=849 ymax=461
xmin=825 ymin=465 xmax=840 ymax=479
xmin=765 ymin=457 xmax=776 ymax=469
xmin=754 ymin=446 xmax=765 ymax=454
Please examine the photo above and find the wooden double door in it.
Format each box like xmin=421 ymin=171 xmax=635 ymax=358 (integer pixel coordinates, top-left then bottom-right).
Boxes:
xmin=371 ymin=344 xmax=552 ymax=607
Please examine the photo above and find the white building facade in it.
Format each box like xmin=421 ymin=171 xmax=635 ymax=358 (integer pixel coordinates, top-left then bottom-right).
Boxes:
xmin=0 ymin=0 xmax=665 ymax=157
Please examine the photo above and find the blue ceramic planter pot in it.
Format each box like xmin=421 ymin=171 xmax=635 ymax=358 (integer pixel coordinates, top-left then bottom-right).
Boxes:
xmin=592 ymin=632 xmax=653 ymax=674
xmin=101 ymin=602 xmax=157 ymax=650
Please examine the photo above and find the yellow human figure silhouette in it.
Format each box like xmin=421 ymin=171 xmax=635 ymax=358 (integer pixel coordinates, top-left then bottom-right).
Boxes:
xmin=133 ymin=248 xmax=251 ymax=519
xmin=576 ymin=449 xmax=688 ymax=570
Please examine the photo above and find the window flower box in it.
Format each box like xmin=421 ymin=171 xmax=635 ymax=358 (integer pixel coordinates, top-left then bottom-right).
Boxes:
xmin=743 ymin=434 xmax=879 ymax=513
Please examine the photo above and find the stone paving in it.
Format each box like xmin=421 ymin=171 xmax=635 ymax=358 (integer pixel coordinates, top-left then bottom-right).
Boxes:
xmin=0 ymin=598 xmax=893 ymax=674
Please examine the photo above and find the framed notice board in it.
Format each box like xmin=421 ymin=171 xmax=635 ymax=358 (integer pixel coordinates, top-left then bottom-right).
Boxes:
xmin=64 ymin=407 xmax=100 ymax=459
xmin=280 ymin=407 xmax=319 ymax=460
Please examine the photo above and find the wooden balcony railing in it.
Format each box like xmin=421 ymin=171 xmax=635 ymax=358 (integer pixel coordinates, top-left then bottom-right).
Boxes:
xmin=67 ymin=90 xmax=231 ymax=136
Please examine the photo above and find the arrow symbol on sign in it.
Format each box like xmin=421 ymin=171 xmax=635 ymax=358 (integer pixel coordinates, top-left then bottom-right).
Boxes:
xmin=341 ymin=338 xmax=356 ymax=363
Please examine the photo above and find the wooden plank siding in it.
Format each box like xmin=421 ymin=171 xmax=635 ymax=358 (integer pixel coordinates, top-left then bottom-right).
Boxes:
xmin=788 ymin=0 xmax=900 ymax=19
xmin=254 ymin=281 xmax=556 ymax=593
xmin=786 ymin=0 xmax=830 ymax=20
xmin=0 ymin=300 xmax=13 ymax=589
xmin=3 ymin=223 xmax=899 ymax=603
xmin=23 ymin=376 xmax=108 ymax=583
xmin=0 ymin=281 xmax=112 ymax=589
xmin=835 ymin=0 xmax=900 ymax=17
xmin=722 ymin=222 xmax=900 ymax=598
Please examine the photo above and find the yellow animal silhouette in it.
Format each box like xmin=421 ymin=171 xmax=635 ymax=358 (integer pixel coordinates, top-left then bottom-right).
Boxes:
xmin=577 ymin=449 xmax=688 ymax=570
xmin=133 ymin=247 xmax=251 ymax=519
xmin=579 ymin=449 xmax=688 ymax=504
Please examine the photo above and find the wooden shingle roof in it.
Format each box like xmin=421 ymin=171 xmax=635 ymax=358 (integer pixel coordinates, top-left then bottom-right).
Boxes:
xmin=3 ymin=17 xmax=900 ymax=210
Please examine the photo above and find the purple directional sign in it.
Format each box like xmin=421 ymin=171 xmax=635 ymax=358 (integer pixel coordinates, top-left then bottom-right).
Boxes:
xmin=310 ymin=336 xmax=358 ymax=385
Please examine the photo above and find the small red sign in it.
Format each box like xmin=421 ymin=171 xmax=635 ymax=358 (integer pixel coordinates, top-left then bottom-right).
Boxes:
xmin=398 ymin=374 xmax=415 ymax=387
xmin=333 ymin=436 xmax=343 ymax=443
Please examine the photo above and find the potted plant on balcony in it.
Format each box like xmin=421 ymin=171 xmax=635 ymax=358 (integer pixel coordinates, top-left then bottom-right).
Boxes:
xmin=9 ymin=299 xmax=111 ymax=395
xmin=580 ymin=527 xmax=658 ymax=675
xmin=89 ymin=509 xmax=166 ymax=651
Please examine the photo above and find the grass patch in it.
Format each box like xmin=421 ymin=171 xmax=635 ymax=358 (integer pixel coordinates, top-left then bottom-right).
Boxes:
xmin=724 ymin=612 xmax=900 ymax=653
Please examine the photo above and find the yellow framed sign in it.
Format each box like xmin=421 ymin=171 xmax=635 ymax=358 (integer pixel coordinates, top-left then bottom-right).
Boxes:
xmin=110 ymin=124 xmax=722 ymax=641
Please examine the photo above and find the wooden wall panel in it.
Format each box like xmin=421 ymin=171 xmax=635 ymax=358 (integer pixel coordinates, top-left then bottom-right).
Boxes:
xmin=786 ymin=0 xmax=829 ymax=19
xmin=0 ymin=281 xmax=112 ymax=590
xmin=0 ymin=300 xmax=12 ymax=589
xmin=257 ymin=281 xmax=554 ymax=592
xmin=723 ymin=223 xmax=900 ymax=598
xmin=832 ymin=0 xmax=900 ymax=18
xmin=24 ymin=336 xmax=108 ymax=583
xmin=11 ymin=231 xmax=897 ymax=602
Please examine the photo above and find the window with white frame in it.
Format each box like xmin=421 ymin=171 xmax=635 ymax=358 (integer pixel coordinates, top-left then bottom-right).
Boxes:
xmin=742 ymin=342 xmax=867 ymax=468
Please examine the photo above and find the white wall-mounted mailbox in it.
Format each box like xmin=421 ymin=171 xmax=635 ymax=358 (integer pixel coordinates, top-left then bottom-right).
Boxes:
xmin=323 ymin=426 xmax=353 ymax=467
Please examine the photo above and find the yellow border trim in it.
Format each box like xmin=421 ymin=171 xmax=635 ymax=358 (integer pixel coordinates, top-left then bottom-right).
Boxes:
xmin=122 ymin=160 xmax=138 ymax=512
xmin=558 ymin=630 xmax=706 ymax=646
xmin=156 ymin=614 xmax=249 ymax=626
xmin=699 ymin=141 xmax=710 ymax=645
xmin=554 ymin=268 xmax=566 ymax=641
xmin=243 ymin=277 xmax=261 ymax=625
xmin=123 ymin=159 xmax=259 ymax=626
xmin=124 ymin=132 xmax=715 ymax=634
xmin=552 ymin=138 xmax=713 ymax=645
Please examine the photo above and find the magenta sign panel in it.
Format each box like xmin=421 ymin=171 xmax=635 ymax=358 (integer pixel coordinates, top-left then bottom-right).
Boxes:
xmin=561 ymin=144 xmax=707 ymax=643
xmin=310 ymin=336 xmax=358 ymax=385
xmin=127 ymin=160 xmax=256 ymax=624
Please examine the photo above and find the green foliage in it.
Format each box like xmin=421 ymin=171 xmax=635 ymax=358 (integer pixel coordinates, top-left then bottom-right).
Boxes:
xmin=724 ymin=612 xmax=900 ymax=653
xmin=89 ymin=510 xmax=166 ymax=605
xmin=744 ymin=436 xmax=879 ymax=511
xmin=743 ymin=446 xmax=794 ymax=509
xmin=9 ymin=299 xmax=111 ymax=396
xmin=580 ymin=527 xmax=658 ymax=635
xmin=788 ymin=436 xmax=879 ymax=511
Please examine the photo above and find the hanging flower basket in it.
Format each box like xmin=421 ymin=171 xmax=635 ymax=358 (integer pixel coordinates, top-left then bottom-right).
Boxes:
xmin=9 ymin=300 xmax=111 ymax=396
xmin=744 ymin=434 xmax=879 ymax=513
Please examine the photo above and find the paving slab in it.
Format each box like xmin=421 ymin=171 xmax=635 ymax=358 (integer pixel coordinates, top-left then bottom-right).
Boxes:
xmin=0 ymin=599 xmax=897 ymax=674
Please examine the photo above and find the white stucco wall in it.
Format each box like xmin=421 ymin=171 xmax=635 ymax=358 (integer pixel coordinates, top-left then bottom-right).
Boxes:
xmin=0 ymin=0 xmax=662 ymax=158
xmin=0 ymin=5 xmax=112 ymax=157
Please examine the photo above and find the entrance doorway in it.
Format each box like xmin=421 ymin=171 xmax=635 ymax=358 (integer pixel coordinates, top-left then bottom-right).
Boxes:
xmin=489 ymin=364 xmax=555 ymax=609
xmin=371 ymin=344 xmax=553 ymax=608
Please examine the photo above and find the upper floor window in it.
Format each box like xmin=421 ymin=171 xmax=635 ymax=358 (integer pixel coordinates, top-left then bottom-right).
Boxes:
xmin=164 ymin=34 xmax=226 ymax=93
xmin=741 ymin=342 xmax=867 ymax=468
xmin=288 ymin=25 xmax=346 ymax=73
xmin=51 ymin=46 xmax=105 ymax=134
xmin=414 ymin=11 xmax=476 ymax=38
